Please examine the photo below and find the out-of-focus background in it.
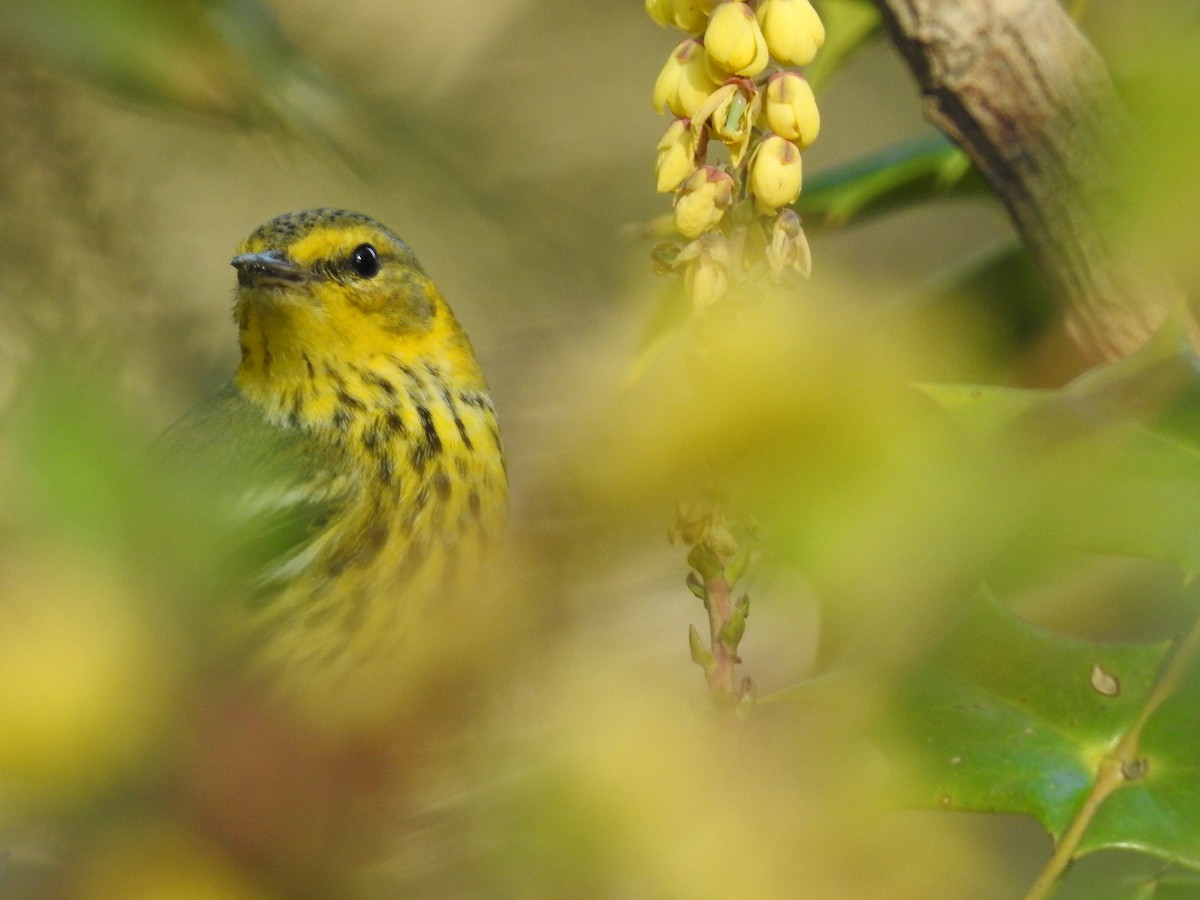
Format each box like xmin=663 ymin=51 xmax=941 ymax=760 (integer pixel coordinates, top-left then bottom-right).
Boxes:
xmin=0 ymin=0 xmax=1014 ymax=432
xmin=2 ymin=1 xmax=1199 ymax=897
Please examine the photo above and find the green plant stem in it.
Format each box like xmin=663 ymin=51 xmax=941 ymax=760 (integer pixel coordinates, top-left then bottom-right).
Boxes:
xmin=1022 ymin=609 xmax=1200 ymax=900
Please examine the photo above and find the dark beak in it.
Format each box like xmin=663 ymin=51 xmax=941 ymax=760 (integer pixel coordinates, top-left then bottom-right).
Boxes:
xmin=230 ymin=249 xmax=307 ymax=286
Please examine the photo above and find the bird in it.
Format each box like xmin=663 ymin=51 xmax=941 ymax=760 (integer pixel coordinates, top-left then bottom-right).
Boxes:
xmin=165 ymin=209 xmax=507 ymax=715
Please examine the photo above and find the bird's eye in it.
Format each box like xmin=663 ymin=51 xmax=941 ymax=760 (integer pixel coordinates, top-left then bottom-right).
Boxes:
xmin=349 ymin=243 xmax=380 ymax=278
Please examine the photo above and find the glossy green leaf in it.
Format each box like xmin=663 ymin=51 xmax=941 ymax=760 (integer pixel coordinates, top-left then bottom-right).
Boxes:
xmin=1078 ymin=641 xmax=1200 ymax=866
xmin=892 ymin=591 xmax=1171 ymax=839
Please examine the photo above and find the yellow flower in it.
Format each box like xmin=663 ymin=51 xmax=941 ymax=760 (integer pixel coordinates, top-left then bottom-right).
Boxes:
xmin=655 ymin=118 xmax=698 ymax=193
xmin=646 ymin=0 xmax=675 ymax=25
xmin=748 ymin=135 xmax=803 ymax=213
xmin=677 ymin=231 xmax=734 ymax=311
xmin=692 ymin=80 xmax=758 ymax=167
xmin=763 ymin=71 xmax=820 ymax=148
xmin=673 ymin=166 xmax=735 ymax=239
xmin=766 ymin=208 xmax=813 ymax=279
xmin=756 ymin=0 xmax=825 ymax=67
xmin=166 ymin=209 xmax=507 ymax=717
xmin=653 ymin=38 xmax=721 ymax=117
xmin=645 ymin=0 xmax=709 ymax=32
xmin=704 ymin=2 xmax=769 ymax=77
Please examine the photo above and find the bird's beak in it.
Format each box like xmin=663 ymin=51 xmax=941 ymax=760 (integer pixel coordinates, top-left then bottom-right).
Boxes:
xmin=231 ymin=250 xmax=308 ymax=287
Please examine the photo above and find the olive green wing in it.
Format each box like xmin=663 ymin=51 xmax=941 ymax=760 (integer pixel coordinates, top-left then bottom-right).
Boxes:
xmin=159 ymin=382 xmax=351 ymax=599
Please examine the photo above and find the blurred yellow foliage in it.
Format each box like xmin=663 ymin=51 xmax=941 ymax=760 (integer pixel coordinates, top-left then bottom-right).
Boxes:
xmin=0 ymin=541 xmax=177 ymax=810
xmin=75 ymin=820 xmax=275 ymax=900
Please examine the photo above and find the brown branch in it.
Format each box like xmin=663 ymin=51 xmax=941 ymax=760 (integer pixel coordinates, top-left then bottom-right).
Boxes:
xmin=871 ymin=0 xmax=1191 ymax=362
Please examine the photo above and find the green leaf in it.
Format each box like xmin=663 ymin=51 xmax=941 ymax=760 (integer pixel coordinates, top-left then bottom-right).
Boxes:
xmin=1078 ymin=640 xmax=1200 ymax=866
xmin=687 ymin=544 xmax=723 ymax=583
xmin=916 ymin=382 xmax=1046 ymax=440
xmin=725 ymin=547 xmax=751 ymax=585
xmin=891 ymin=590 xmax=1171 ymax=839
xmin=689 ymin=624 xmax=716 ymax=673
xmin=922 ymin=321 xmax=1200 ymax=575
xmin=1127 ymin=872 xmax=1200 ymax=899
xmin=718 ymin=600 xmax=747 ymax=651
xmin=1005 ymin=317 xmax=1200 ymax=438
xmin=798 ymin=133 xmax=988 ymax=229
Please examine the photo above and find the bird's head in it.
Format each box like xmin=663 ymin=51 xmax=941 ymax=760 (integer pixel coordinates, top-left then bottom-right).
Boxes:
xmin=230 ymin=208 xmax=481 ymax=397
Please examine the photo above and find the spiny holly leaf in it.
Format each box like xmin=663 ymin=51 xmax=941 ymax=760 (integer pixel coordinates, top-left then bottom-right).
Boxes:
xmin=891 ymin=590 xmax=1171 ymax=839
xmin=1077 ymin=634 xmax=1200 ymax=866
xmin=920 ymin=321 xmax=1200 ymax=575
xmin=897 ymin=325 xmax=1200 ymax=872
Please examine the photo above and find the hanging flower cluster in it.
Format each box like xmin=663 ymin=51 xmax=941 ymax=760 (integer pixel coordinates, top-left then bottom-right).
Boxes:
xmin=648 ymin=0 xmax=824 ymax=309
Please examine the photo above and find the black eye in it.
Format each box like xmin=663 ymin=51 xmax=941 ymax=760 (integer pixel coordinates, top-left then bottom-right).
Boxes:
xmin=349 ymin=243 xmax=380 ymax=278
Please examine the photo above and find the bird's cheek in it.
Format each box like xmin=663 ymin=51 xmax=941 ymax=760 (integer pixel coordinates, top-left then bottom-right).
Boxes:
xmin=340 ymin=282 xmax=389 ymax=315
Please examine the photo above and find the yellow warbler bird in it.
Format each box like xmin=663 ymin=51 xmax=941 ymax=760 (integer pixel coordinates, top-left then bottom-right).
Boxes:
xmin=170 ymin=209 xmax=507 ymax=708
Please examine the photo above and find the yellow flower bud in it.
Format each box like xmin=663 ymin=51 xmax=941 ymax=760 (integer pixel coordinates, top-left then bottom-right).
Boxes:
xmin=756 ymin=0 xmax=825 ymax=67
xmin=676 ymin=0 xmax=711 ymax=32
xmin=673 ymin=166 xmax=734 ymax=239
xmin=655 ymin=118 xmax=698 ymax=193
xmin=645 ymin=0 xmax=709 ymax=32
xmin=704 ymin=2 xmax=769 ymax=77
xmin=748 ymin=135 xmax=803 ymax=213
xmin=692 ymin=80 xmax=758 ymax=167
xmin=763 ymin=71 xmax=820 ymax=148
xmin=646 ymin=0 xmax=673 ymax=26
xmin=766 ymin=208 xmax=813 ymax=279
xmin=678 ymin=231 xmax=733 ymax=311
xmin=675 ymin=0 xmax=710 ymax=31
xmin=653 ymin=39 xmax=721 ymax=117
